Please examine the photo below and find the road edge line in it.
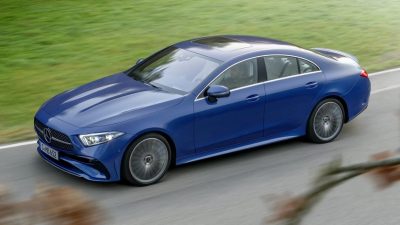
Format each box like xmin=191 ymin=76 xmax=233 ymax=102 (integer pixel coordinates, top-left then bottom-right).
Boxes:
xmin=370 ymin=67 xmax=400 ymax=76
xmin=0 ymin=140 xmax=37 ymax=150
xmin=0 ymin=67 xmax=399 ymax=150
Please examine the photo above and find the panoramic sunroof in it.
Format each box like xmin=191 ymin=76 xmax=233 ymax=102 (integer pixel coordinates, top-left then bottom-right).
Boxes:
xmin=192 ymin=36 xmax=251 ymax=51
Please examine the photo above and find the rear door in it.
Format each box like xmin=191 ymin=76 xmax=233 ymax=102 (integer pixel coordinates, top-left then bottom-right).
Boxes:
xmin=262 ymin=55 xmax=325 ymax=138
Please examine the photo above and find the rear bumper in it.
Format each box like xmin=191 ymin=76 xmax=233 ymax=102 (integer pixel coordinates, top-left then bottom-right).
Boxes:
xmin=345 ymin=77 xmax=371 ymax=122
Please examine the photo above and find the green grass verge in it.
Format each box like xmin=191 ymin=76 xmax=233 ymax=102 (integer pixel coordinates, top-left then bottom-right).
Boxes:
xmin=1 ymin=0 xmax=399 ymax=143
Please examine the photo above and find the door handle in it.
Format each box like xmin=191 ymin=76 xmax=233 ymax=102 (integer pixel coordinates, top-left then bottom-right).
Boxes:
xmin=305 ymin=81 xmax=318 ymax=89
xmin=246 ymin=94 xmax=260 ymax=102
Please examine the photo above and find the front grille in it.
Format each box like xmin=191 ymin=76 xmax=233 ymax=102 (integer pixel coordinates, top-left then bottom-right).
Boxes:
xmin=34 ymin=119 xmax=74 ymax=150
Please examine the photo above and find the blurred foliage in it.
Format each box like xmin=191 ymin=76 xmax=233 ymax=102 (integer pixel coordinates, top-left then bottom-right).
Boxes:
xmin=0 ymin=0 xmax=399 ymax=143
xmin=268 ymin=150 xmax=400 ymax=225
xmin=0 ymin=183 xmax=104 ymax=225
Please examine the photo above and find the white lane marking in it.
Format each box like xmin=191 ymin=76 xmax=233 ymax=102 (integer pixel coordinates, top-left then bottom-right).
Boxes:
xmin=0 ymin=68 xmax=399 ymax=150
xmin=0 ymin=140 xmax=37 ymax=150
xmin=370 ymin=67 xmax=400 ymax=77
xmin=371 ymin=84 xmax=400 ymax=95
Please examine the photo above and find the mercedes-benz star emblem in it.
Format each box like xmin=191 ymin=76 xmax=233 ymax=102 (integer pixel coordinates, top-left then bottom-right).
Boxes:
xmin=44 ymin=128 xmax=52 ymax=143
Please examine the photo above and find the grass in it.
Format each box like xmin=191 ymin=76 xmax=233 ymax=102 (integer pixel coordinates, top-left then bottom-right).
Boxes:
xmin=0 ymin=0 xmax=399 ymax=143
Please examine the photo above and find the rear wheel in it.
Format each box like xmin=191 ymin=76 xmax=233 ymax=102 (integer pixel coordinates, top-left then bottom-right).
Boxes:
xmin=307 ymin=99 xmax=344 ymax=143
xmin=122 ymin=133 xmax=171 ymax=186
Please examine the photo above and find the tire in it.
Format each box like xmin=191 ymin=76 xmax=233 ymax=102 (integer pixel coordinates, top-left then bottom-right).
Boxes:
xmin=307 ymin=98 xmax=345 ymax=143
xmin=122 ymin=133 xmax=171 ymax=186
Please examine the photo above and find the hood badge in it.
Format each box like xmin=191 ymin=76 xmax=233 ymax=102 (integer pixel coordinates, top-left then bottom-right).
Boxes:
xmin=44 ymin=128 xmax=52 ymax=144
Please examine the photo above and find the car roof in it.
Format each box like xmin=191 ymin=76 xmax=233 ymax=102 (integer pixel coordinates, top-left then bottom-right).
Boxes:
xmin=174 ymin=35 xmax=305 ymax=62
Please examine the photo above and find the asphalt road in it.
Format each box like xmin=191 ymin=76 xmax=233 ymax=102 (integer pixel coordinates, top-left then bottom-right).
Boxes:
xmin=1 ymin=70 xmax=399 ymax=225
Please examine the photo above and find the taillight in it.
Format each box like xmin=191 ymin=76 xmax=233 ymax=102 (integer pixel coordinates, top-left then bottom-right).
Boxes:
xmin=360 ymin=69 xmax=368 ymax=78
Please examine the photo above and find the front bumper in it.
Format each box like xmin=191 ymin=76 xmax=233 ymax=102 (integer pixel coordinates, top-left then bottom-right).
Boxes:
xmin=37 ymin=140 xmax=112 ymax=182
xmin=34 ymin=111 xmax=130 ymax=182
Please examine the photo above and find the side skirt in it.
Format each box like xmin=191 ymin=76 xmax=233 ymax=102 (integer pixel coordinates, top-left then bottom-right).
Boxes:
xmin=176 ymin=135 xmax=300 ymax=165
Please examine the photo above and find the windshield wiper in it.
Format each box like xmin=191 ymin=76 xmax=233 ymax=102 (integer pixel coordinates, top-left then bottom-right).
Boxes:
xmin=143 ymin=81 xmax=161 ymax=90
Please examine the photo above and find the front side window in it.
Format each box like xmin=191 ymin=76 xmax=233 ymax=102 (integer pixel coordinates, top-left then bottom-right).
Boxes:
xmin=127 ymin=46 xmax=221 ymax=93
xmin=211 ymin=58 xmax=258 ymax=90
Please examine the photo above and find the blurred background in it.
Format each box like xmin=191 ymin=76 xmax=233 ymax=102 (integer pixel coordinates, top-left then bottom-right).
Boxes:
xmin=0 ymin=1 xmax=400 ymax=225
xmin=0 ymin=0 xmax=399 ymax=143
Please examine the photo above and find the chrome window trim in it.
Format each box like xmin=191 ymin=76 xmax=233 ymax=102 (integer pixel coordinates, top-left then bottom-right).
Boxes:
xmin=194 ymin=54 xmax=321 ymax=101
xmin=261 ymin=70 xmax=320 ymax=84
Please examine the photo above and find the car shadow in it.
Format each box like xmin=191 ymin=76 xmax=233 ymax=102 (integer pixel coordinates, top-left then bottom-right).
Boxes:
xmin=32 ymin=136 xmax=325 ymax=190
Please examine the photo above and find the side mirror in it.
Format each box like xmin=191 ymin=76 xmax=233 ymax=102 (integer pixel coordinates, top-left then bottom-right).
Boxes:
xmin=206 ymin=85 xmax=230 ymax=102
xmin=136 ymin=58 xmax=144 ymax=65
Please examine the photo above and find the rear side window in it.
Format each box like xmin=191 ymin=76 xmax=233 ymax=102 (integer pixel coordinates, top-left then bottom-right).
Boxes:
xmin=264 ymin=56 xmax=298 ymax=80
xmin=298 ymin=58 xmax=319 ymax=73
xmin=263 ymin=56 xmax=319 ymax=81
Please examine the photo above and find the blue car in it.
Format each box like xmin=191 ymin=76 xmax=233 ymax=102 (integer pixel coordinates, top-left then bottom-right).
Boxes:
xmin=34 ymin=35 xmax=370 ymax=185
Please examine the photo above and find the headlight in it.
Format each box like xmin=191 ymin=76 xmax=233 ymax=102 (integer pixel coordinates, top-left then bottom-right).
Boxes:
xmin=79 ymin=132 xmax=124 ymax=147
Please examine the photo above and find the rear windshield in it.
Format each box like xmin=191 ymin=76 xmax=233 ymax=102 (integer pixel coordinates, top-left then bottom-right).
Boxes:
xmin=310 ymin=48 xmax=336 ymax=60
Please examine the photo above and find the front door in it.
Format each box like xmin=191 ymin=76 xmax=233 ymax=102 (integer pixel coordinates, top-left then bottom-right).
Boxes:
xmin=194 ymin=58 xmax=266 ymax=152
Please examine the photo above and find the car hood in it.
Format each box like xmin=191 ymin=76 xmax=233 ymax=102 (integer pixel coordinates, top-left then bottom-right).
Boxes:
xmin=42 ymin=73 xmax=184 ymax=127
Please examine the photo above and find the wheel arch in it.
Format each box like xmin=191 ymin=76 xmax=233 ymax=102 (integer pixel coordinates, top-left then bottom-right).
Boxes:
xmin=314 ymin=95 xmax=349 ymax=123
xmin=151 ymin=131 xmax=177 ymax=166
xmin=305 ymin=95 xmax=348 ymax=143
xmin=122 ymin=129 xmax=177 ymax=168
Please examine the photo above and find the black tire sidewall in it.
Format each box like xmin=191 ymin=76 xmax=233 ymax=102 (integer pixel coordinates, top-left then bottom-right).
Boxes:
xmin=122 ymin=133 xmax=171 ymax=186
xmin=307 ymin=98 xmax=344 ymax=143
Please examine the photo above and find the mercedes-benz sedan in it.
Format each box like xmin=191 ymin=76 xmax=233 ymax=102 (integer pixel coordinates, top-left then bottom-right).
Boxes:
xmin=34 ymin=35 xmax=370 ymax=185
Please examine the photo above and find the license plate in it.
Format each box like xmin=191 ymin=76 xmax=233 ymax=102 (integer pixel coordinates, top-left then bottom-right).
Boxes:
xmin=40 ymin=142 xmax=59 ymax=160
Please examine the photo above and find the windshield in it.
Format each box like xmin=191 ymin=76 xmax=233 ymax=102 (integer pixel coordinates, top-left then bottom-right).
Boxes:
xmin=127 ymin=46 xmax=221 ymax=93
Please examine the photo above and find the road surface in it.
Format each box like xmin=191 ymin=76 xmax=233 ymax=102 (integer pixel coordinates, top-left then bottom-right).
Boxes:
xmin=0 ymin=69 xmax=399 ymax=225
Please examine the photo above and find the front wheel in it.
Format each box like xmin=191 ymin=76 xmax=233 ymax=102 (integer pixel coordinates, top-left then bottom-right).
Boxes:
xmin=122 ymin=133 xmax=171 ymax=186
xmin=307 ymin=99 xmax=345 ymax=143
